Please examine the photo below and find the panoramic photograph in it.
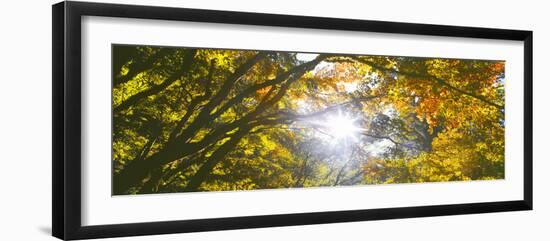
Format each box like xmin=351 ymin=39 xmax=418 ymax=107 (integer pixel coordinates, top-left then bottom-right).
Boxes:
xmin=111 ymin=45 xmax=505 ymax=195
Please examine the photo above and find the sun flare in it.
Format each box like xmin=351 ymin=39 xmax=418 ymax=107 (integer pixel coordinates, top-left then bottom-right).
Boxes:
xmin=315 ymin=110 xmax=362 ymax=142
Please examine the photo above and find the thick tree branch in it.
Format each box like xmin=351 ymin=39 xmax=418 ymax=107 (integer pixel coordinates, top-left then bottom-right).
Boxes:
xmin=168 ymin=60 xmax=216 ymax=143
xmin=173 ymin=52 xmax=268 ymax=144
xmin=114 ymin=49 xmax=197 ymax=112
xmin=349 ymin=56 xmax=504 ymax=109
xmin=181 ymin=57 xmax=330 ymax=191
xmin=211 ymin=56 xmax=328 ymax=120
xmin=114 ymin=48 xmax=171 ymax=86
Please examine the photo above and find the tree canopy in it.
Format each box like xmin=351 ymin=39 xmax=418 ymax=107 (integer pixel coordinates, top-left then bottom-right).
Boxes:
xmin=112 ymin=45 xmax=505 ymax=195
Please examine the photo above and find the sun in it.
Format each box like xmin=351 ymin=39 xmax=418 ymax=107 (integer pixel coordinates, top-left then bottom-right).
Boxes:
xmin=316 ymin=110 xmax=362 ymax=142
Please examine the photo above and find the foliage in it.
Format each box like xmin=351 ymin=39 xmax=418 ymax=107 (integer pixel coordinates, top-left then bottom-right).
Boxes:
xmin=111 ymin=45 xmax=505 ymax=194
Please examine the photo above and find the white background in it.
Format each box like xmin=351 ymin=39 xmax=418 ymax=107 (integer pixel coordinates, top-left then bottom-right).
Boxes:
xmin=0 ymin=0 xmax=548 ymax=240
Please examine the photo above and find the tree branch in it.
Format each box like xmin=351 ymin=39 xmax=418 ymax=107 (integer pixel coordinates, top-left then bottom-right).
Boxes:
xmin=114 ymin=49 xmax=197 ymax=112
xmin=349 ymin=56 xmax=504 ymax=109
xmin=210 ymin=55 xmax=328 ymax=122
xmin=173 ymin=52 xmax=268 ymax=144
xmin=168 ymin=60 xmax=216 ymax=143
xmin=114 ymin=48 xmax=171 ymax=87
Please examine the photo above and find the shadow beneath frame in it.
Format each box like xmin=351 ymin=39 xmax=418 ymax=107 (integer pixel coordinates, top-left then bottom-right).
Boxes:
xmin=38 ymin=226 xmax=52 ymax=236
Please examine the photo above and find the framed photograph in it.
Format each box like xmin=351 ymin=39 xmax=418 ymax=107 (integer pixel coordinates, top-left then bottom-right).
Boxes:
xmin=52 ymin=1 xmax=533 ymax=240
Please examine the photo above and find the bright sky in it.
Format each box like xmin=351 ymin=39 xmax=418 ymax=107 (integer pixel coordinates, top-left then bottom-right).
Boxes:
xmin=296 ymin=53 xmax=319 ymax=62
xmin=293 ymin=52 xmax=394 ymax=158
xmin=296 ymin=53 xmax=393 ymax=156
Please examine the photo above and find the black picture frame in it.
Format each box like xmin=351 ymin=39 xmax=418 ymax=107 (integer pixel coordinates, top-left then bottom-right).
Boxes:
xmin=52 ymin=1 xmax=533 ymax=240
